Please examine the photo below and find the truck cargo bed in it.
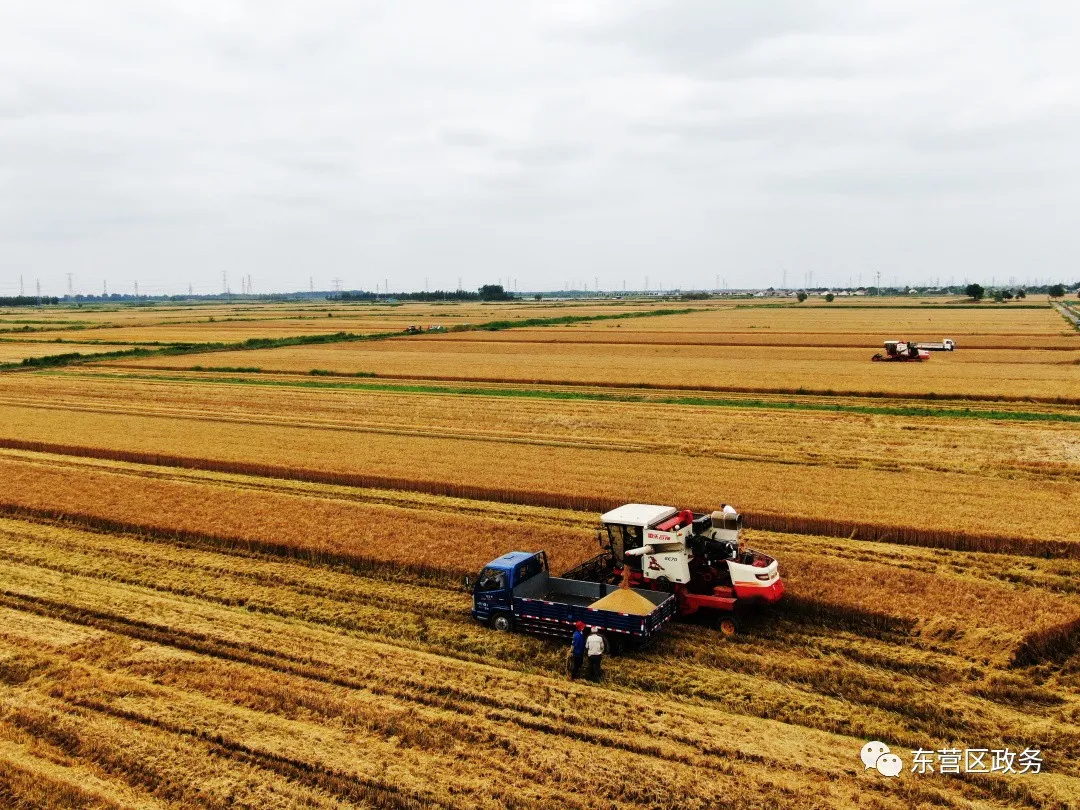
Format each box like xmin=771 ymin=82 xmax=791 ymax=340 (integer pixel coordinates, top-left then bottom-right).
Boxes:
xmin=511 ymin=572 xmax=675 ymax=642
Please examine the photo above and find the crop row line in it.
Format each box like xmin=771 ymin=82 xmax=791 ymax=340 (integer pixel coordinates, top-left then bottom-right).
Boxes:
xmin=0 ymin=507 xmax=924 ymax=656
xmin=0 ymin=439 xmax=1073 ymax=559
xmin=0 ymin=589 xmax=729 ymax=778
xmin=64 ymin=696 xmax=451 ymax=810
xmin=0 ymin=501 xmax=465 ymax=583
xmin=91 ymin=367 xmax=1080 ymax=418
xmin=0 ymin=308 xmax=701 ymax=371
xmin=7 ymin=505 xmax=1074 ymax=675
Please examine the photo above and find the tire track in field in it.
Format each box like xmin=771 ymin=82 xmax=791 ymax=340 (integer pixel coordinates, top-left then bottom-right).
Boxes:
xmin=57 ymin=698 xmax=456 ymax=810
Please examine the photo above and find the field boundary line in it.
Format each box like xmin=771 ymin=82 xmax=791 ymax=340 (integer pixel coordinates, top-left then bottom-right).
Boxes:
xmin=0 ymin=441 xmax=1073 ymax=559
xmin=89 ymin=366 xmax=1080 ymax=411
xmin=0 ymin=307 xmax=702 ymax=372
xmin=0 ymin=502 xmax=466 ymax=583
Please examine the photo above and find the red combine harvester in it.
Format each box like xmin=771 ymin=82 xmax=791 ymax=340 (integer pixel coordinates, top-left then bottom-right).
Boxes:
xmin=872 ymin=340 xmax=931 ymax=361
xmin=563 ymin=504 xmax=783 ymax=635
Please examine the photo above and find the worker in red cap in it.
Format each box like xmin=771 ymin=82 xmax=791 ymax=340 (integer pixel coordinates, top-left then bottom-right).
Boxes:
xmin=569 ymin=621 xmax=586 ymax=679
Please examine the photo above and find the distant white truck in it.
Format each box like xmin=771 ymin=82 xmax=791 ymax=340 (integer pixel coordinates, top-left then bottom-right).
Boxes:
xmin=914 ymin=339 xmax=955 ymax=351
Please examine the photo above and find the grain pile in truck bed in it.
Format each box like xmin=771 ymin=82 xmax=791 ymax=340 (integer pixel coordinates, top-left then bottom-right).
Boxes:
xmin=589 ymin=588 xmax=657 ymax=615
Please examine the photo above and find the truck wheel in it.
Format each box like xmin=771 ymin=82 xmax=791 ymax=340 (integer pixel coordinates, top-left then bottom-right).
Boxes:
xmin=490 ymin=613 xmax=513 ymax=632
xmin=598 ymin=632 xmax=621 ymax=656
xmin=717 ymin=617 xmax=737 ymax=637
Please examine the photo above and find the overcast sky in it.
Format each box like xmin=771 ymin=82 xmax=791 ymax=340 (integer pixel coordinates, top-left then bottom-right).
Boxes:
xmin=2 ymin=1 xmax=1079 ymax=296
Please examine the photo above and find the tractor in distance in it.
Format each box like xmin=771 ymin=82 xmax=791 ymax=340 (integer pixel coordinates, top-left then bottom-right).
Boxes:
xmin=914 ymin=338 xmax=955 ymax=351
xmin=872 ymin=340 xmax=931 ymax=361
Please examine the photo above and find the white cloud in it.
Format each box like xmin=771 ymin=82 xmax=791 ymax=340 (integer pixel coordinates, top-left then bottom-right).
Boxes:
xmin=1 ymin=0 xmax=1078 ymax=295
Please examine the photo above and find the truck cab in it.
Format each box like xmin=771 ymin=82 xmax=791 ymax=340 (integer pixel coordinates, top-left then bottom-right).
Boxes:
xmin=470 ymin=551 xmax=547 ymax=629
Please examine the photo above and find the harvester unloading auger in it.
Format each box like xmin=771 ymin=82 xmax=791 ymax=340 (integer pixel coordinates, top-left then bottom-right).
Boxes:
xmin=563 ymin=504 xmax=783 ymax=636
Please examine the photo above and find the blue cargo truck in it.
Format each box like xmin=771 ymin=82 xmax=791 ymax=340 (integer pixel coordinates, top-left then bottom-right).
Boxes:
xmin=467 ymin=551 xmax=677 ymax=651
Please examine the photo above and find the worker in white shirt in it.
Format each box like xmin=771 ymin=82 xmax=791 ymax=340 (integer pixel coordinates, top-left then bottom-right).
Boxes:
xmin=585 ymin=626 xmax=607 ymax=681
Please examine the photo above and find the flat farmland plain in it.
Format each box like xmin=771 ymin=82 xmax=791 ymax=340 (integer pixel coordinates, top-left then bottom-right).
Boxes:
xmin=114 ymin=339 xmax=1080 ymax=399
xmin=0 ymin=370 xmax=1077 ymax=544
xmin=440 ymin=303 xmax=1075 ymax=349
xmin=2 ymin=297 xmax=1079 ymax=808
xmin=14 ymin=300 xmax=685 ymax=344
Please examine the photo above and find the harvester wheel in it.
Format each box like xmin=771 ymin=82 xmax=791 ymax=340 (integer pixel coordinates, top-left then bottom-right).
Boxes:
xmin=718 ymin=617 xmax=737 ymax=637
xmin=490 ymin=612 xmax=513 ymax=632
xmin=871 ymin=354 xmax=883 ymax=362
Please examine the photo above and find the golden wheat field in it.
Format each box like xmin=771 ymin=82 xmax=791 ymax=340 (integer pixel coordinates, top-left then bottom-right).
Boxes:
xmin=9 ymin=300 xmax=682 ymax=345
xmin=0 ymin=342 xmax=149 ymax=364
xmin=114 ymin=338 xmax=1080 ymax=399
xmin=2 ymin=296 xmax=1079 ymax=808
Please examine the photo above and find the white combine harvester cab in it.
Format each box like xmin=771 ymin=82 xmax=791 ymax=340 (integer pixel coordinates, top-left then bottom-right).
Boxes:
xmin=601 ymin=503 xmax=694 ymax=583
xmin=599 ymin=503 xmax=781 ymax=601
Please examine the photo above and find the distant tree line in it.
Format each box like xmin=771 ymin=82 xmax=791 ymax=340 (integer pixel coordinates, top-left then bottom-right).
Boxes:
xmin=0 ymin=295 xmax=60 ymax=306
xmin=330 ymin=290 xmax=482 ymax=302
xmin=330 ymin=285 xmax=516 ymax=303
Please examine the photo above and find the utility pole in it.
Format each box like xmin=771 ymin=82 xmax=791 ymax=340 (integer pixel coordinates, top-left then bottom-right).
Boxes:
xmin=457 ymin=276 xmax=462 ymax=292
xmin=309 ymin=276 xmax=314 ymax=293
xmin=103 ymin=280 xmax=107 ymax=297
xmin=19 ymin=275 xmax=24 ymax=296
xmin=188 ymin=283 xmax=193 ymax=296
xmin=66 ymin=273 xmax=73 ymax=297
xmin=36 ymin=279 xmax=41 ymax=306
xmin=134 ymin=281 xmax=139 ymax=298
xmin=594 ymin=277 xmax=599 ymax=294
xmin=645 ymin=275 xmax=649 ymax=292
xmin=385 ymin=278 xmax=388 ymax=296
xmin=425 ymin=277 xmax=429 ymax=292
xmin=222 ymin=271 xmax=227 ymax=295
xmin=782 ymin=269 xmax=787 ymax=289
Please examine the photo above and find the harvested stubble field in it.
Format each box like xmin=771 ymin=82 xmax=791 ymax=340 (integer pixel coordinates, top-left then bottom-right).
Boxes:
xmin=441 ymin=303 xmax=1075 ymax=350
xmin=1 ymin=513 xmax=1078 ymax=808
xmin=3 ymin=298 xmax=1080 ymax=808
